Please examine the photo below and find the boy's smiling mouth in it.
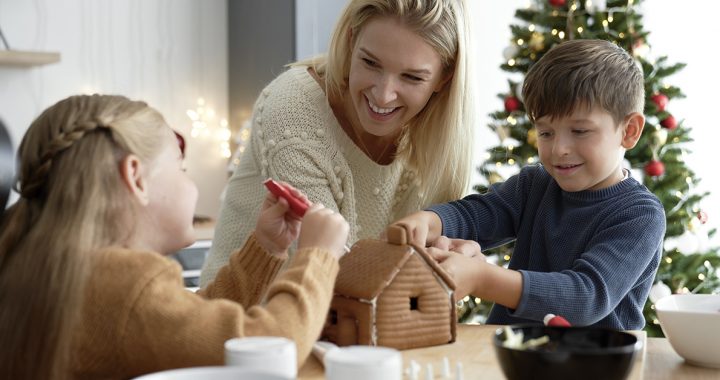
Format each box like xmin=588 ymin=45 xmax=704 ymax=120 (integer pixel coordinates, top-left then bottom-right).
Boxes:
xmin=554 ymin=163 xmax=582 ymax=174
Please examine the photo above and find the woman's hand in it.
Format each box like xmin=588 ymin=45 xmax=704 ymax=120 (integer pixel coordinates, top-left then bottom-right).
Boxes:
xmin=298 ymin=204 xmax=349 ymax=259
xmin=255 ymin=182 xmax=309 ymax=256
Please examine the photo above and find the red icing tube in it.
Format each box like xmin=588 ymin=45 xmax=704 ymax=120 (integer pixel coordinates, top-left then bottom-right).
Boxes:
xmin=263 ymin=178 xmax=351 ymax=254
xmin=263 ymin=179 xmax=309 ymax=216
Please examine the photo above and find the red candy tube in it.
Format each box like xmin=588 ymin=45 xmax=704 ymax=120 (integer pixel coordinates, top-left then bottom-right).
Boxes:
xmin=263 ymin=178 xmax=309 ymax=217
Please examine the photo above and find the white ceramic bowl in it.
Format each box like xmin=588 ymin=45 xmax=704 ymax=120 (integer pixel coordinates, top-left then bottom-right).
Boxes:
xmin=131 ymin=366 xmax=288 ymax=380
xmin=324 ymin=346 xmax=403 ymax=380
xmin=655 ymin=294 xmax=720 ymax=368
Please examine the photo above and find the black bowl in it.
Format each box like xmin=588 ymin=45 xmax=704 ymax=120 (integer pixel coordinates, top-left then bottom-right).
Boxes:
xmin=493 ymin=325 xmax=639 ymax=380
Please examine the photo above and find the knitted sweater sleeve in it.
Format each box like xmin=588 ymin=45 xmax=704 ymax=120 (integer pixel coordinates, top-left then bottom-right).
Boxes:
xmin=428 ymin=168 xmax=532 ymax=248
xmin=200 ymin=67 xmax=350 ymax=286
xmin=117 ymin=241 xmax=339 ymax=377
xmin=256 ymin=69 xmax=348 ymax=215
xmin=514 ymin=200 xmax=665 ymax=326
xmin=198 ymin=233 xmax=285 ymax=308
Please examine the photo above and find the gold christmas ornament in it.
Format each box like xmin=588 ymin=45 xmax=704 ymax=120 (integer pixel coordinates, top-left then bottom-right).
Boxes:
xmin=529 ymin=32 xmax=545 ymax=52
xmin=650 ymin=128 xmax=668 ymax=147
xmin=526 ymin=128 xmax=538 ymax=148
xmin=488 ymin=172 xmax=504 ymax=184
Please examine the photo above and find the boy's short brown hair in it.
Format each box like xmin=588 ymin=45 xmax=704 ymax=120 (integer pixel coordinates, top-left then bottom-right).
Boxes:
xmin=522 ymin=39 xmax=644 ymax=125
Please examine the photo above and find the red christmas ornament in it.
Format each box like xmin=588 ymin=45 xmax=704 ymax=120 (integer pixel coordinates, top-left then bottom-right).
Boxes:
xmin=698 ymin=210 xmax=709 ymax=224
xmin=549 ymin=0 xmax=566 ymax=7
xmin=651 ymin=93 xmax=669 ymax=111
xmin=504 ymin=96 xmax=521 ymax=113
xmin=645 ymin=160 xmax=665 ymax=177
xmin=661 ymin=115 xmax=677 ymax=130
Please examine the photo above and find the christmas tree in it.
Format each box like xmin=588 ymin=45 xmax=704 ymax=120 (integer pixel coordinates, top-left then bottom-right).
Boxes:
xmin=461 ymin=0 xmax=720 ymax=337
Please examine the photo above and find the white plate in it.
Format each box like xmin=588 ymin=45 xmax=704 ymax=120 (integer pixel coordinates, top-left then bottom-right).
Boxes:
xmin=132 ymin=366 xmax=290 ymax=380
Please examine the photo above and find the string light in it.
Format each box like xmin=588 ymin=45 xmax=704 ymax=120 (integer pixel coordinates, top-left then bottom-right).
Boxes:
xmin=558 ymin=31 xmax=566 ymax=39
xmin=503 ymin=255 xmax=511 ymax=261
xmin=698 ymin=273 xmax=706 ymax=281
xmin=528 ymin=24 xmax=536 ymax=32
xmin=551 ymin=29 xmax=559 ymax=35
xmin=508 ymin=58 xmax=516 ymax=66
xmin=517 ymin=38 xmax=525 ymax=45
xmin=187 ymin=97 xmax=232 ymax=158
xmin=665 ymin=257 xmax=673 ymax=264
xmin=577 ymin=27 xmax=584 ymax=34
xmin=527 ymin=157 xmax=536 ymax=164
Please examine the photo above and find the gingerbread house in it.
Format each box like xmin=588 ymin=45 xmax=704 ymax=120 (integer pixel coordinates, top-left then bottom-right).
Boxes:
xmin=321 ymin=226 xmax=457 ymax=350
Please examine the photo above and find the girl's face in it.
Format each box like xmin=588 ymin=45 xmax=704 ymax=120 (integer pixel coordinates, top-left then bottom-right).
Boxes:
xmin=346 ymin=17 xmax=448 ymax=139
xmin=143 ymin=131 xmax=198 ymax=254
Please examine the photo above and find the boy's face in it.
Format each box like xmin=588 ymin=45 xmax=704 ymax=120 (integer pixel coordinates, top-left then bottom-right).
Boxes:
xmin=534 ymin=106 xmax=629 ymax=192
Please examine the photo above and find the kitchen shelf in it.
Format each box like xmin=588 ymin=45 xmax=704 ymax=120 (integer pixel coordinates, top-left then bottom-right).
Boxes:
xmin=0 ymin=50 xmax=60 ymax=67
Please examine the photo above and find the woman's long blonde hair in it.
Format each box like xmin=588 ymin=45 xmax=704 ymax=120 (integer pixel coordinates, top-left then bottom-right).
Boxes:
xmin=0 ymin=94 xmax=170 ymax=379
xmin=297 ymin=0 xmax=476 ymax=205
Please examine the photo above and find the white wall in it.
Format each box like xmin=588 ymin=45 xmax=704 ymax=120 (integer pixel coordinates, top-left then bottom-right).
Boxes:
xmin=0 ymin=0 xmax=228 ymax=219
xmin=295 ymin=0 xmax=347 ymax=60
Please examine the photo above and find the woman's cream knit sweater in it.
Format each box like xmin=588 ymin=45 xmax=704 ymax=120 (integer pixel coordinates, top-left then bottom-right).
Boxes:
xmin=200 ymin=67 xmax=425 ymax=285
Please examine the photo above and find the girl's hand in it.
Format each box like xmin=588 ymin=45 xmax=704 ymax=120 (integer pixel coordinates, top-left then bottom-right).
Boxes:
xmin=298 ymin=204 xmax=349 ymax=259
xmin=255 ymin=182 xmax=309 ymax=256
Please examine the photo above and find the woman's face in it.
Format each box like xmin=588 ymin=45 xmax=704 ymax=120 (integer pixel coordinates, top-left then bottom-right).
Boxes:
xmin=347 ymin=17 xmax=448 ymax=139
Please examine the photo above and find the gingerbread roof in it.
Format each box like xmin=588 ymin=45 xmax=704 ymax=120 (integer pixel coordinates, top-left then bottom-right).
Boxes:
xmin=334 ymin=226 xmax=456 ymax=300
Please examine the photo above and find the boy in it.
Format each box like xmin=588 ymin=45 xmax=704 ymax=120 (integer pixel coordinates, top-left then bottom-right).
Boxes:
xmin=392 ymin=39 xmax=665 ymax=330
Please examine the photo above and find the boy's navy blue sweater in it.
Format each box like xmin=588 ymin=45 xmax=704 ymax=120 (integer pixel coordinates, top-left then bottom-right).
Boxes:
xmin=428 ymin=165 xmax=665 ymax=330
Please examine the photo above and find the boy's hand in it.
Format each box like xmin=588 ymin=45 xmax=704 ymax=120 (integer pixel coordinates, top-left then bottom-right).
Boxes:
xmin=298 ymin=204 xmax=349 ymax=259
xmin=388 ymin=210 xmax=442 ymax=247
xmin=430 ymin=236 xmax=483 ymax=259
xmin=255 ymin=182 xmax=309 ymax=256
xmin=429 ymin=252 xmax=485 ymax=302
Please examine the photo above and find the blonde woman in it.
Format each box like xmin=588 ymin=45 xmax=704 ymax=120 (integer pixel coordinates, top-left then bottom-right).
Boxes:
xmin=0 ymin=94 xmax=348 ymax=379
xmin=201 ymin=0 xmax=476 ymax=285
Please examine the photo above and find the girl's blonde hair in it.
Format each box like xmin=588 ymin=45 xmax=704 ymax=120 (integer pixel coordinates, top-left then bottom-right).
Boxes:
xmin=0 ymin=94 xmax=171 ymax=379
xmin=297 ymin=0 xmax=476 ymax=205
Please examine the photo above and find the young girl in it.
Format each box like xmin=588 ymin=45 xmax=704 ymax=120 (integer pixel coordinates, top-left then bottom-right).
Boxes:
xmin=0 ymin=94 xmax=349 ymax=379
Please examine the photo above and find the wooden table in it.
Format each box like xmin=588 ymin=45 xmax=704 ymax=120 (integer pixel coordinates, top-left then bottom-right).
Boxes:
xmin=644 ymin=338 xmax=720 ymax=380
xmin=299 ymin=324 xmax=720 ymax=379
